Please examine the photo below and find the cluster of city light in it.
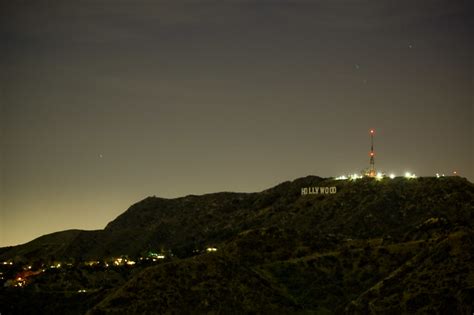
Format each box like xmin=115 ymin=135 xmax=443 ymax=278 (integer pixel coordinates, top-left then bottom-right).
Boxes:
xmin=112 ymin=257 xmax=137 ymax=266
xmin=2 ymin=267 xmax=46 ymax=288
xmin=15 ymin=277 xmax=25 ymax=287
xmin=335 ymin=172 xmax=421 ymax=180
xmin=146 ymin=252 xmax=166 ymax=261
xmin=3 ymin=254 xmax=173 ymax=289
xmin=206 ymin=247 xmax=218 ymax=252
xmin=84 ymin=254 xmax=167 ymax=267
xmin=335 ymin=174 xmax=364 ymax=180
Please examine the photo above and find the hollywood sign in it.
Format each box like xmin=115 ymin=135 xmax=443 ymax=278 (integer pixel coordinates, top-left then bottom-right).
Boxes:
xmin=301 ymin=186 xmax=337 ymax=195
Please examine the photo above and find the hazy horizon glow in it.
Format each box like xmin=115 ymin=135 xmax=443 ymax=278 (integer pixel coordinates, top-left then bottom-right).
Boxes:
xmin=1 ymin=0 xmax=472 ymax=246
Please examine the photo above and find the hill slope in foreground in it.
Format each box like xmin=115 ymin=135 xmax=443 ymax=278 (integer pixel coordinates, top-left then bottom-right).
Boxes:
xmin=1 ymin=176 xmax=473 ymax=314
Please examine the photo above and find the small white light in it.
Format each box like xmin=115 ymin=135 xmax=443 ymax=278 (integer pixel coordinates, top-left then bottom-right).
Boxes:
xmin=349 ymin=173 xmax=361 ymax=180
xmin=389 ymin=173 xmax=395 ymax=179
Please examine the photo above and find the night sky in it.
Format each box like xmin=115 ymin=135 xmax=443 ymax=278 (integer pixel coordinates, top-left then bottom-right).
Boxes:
xmin=1 ymin=0 xmax=472 ymax=246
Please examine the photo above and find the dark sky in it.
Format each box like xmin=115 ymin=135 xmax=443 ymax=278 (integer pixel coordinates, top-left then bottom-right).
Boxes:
xmin=1 ymin=0 xmax=472 ymax=246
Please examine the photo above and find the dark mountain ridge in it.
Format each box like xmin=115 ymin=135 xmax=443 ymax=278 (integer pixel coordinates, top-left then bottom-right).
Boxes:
xmin=3 ymin=175 xmax=471 ymax=262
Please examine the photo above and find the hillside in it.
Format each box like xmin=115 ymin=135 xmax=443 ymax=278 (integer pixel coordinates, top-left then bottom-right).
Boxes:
xmin=2 ymin=176 xmax=472 ymax=262
xmin=1 ymin=175 xmax=473 ymax=314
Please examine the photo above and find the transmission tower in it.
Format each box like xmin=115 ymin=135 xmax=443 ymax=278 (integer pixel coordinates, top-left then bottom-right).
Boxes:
xmin=368 ymin=129 xmax=376 ymax=177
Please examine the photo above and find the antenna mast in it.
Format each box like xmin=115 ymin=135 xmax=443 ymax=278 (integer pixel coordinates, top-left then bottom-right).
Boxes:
xmin=368 ymin=129 xmax=376 ymax=177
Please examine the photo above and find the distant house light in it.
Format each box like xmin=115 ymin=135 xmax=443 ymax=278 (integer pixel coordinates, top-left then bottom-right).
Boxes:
xmin=206 ymin=247 xmax=218 ymax=252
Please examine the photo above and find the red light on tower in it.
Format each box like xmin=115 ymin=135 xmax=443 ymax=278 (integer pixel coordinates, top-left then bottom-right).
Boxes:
xmin=370 ymin=129 xmax=375 ymax=134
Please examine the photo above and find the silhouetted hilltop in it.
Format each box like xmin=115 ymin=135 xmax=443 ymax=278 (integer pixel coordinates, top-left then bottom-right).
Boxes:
xmin=3 ymin=176 xmax=472 ymax=261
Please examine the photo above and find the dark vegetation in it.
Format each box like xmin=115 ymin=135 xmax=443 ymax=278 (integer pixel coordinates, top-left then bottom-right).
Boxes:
xmin=0 ymin=176 xmax=473 ymax=314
